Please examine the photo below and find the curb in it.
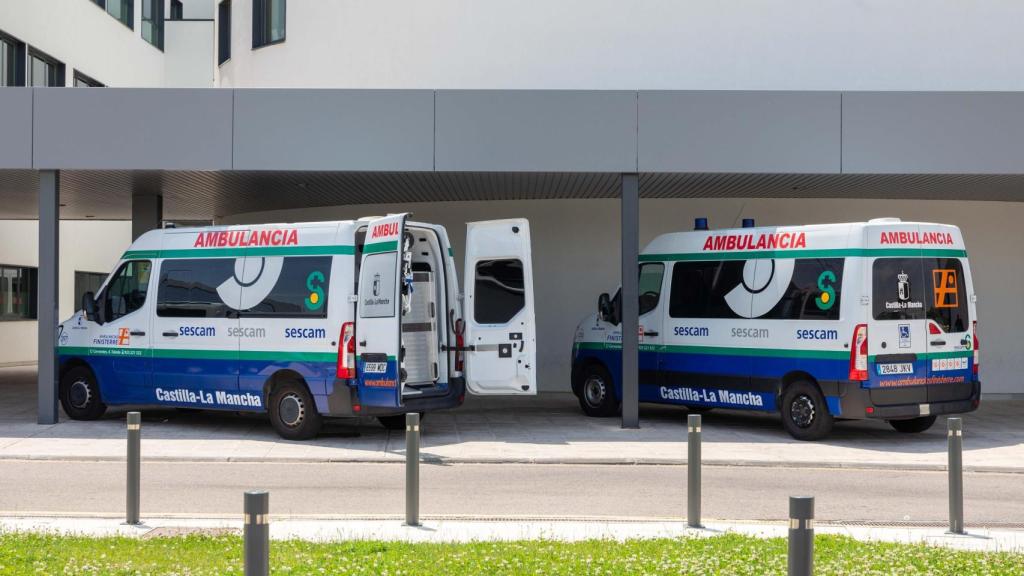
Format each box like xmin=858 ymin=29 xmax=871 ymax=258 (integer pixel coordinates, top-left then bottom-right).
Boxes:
xmin=0 ymin=453 xmax=1021 ymax=473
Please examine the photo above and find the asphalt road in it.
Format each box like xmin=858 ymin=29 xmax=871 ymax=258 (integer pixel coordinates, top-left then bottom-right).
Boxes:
xmin=1 ymin=460 xmax=1021 ymax=525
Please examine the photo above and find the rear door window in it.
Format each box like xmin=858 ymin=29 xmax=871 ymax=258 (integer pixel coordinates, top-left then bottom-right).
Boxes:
xmin=474 ymin=259 xmax=525 ymax=324
xmin=873 ymin=258 xmax=926 ymax=321
xmin=925 ymin=259 xmax=969 ymax=333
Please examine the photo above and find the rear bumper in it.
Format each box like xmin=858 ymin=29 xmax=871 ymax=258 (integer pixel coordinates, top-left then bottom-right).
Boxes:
xmin=837 ymin=380 xmax=981 ymax=420
xmin=324 ymin=377 xmax=466 ymax=417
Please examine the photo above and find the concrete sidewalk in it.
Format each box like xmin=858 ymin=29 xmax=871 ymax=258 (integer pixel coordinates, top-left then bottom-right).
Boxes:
xmin=4 ymin=366 xmax=1023 ymax=471
xmin=2 ymin=514 xmax=1022 ymax=553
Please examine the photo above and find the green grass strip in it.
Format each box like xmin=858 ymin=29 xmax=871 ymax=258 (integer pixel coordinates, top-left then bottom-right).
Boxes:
xmin=0 ymin=533 xmax=1021 ymax=575
xmin=640 ymin=248 xmax=967 ymax=262
xmin=123 ymin=245 xmax=355 ymax=260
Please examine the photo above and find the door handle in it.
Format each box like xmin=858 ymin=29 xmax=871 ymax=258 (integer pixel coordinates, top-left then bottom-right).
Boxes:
xmin=930 ymin=339 xmax=947 ymax=346
xmin=359 ymin=340 xmax=367 ymax=347
xmin=643 ymin=331 xmax=659 ymax=337
xmin=162 ymin=331 xmax=179 ymax=338
xmin=130 ymin=330 xmax=146 ymax=337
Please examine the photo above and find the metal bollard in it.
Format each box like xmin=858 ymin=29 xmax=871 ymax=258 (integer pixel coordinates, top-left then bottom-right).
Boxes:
xmin=788 ymin=496 xmax=814 ymax=576
xmin=125 ymin=411 xmax=141 ymax=525
xmin=405 ymin=412 xmax=421 ymax=527
xmin=948 ymin=417 xmax=965 ymax=534
xmin=687 ymin=414 xmax=702 ymax=528
xmin=244 ymin=491 xmax=270 ymax=576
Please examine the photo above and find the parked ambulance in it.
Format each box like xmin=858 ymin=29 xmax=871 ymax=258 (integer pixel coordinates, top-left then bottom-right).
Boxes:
xmin=571 ymin=218 xmax=980 ymax=440
xmin=57 ymin=215 xmax=536 ymax=439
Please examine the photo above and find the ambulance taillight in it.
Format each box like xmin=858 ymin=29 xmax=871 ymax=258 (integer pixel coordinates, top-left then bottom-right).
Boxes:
xmin=849 ymin=324 xmax=869 ymax=381
xmin=973 ymin=320 xmax=979 ymax=377
xmin=337 ymin=322 xmax=356 ymax=379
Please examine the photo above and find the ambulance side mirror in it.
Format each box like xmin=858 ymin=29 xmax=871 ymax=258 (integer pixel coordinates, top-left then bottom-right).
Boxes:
xmin=597 ymin=293 xmax=612 ymax=323
xmin=82 ymin=291 xmax=99 ymax=324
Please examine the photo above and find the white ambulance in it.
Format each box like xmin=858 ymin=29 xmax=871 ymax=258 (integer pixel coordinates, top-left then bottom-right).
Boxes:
xmin=57 ymin=215 xmax=537 ymax=439
xmin=571 ymin=218 xmax=980 ymax=440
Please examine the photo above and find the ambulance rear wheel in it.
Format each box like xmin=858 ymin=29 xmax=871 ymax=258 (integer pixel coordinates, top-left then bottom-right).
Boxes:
xmin=781 ymin=381 xmax=833 ymax=441
xmin=59 ymin=366 xmax=107 ymax=420
xmin=578 ymin=364 xmax=619 ymax=417
xmin=889 ymin=415 xmax=937 ymax=434
xmin=269 ymin=381 xmax=322 ymax=440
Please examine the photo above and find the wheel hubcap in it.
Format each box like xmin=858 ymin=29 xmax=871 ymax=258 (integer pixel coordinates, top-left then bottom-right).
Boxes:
xmin=279 ymin=393 xmax=305 ymax=428
xmin=583 ymin=376 xmax=606 ymax=407
xmin=790 ymin=395 xmax=816 ymax=429
xmin=69 ymin=380 xmax=91 ymax=409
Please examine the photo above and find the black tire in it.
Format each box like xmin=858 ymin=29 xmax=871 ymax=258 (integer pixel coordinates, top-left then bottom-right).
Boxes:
xmin=780 ymin=380 xmax=834 ymax=441
xmin=889 ymin=415 xmax=938 ymax=434
xmin=59 ymin=365 xmax=107 ymax=420
xmin=576 ymin=363 xmax=619 ymax=417
xmin=377 ymin=413 xmax=425 ymax=431
xmin=268 ymin=380 xmax=322 ymax=440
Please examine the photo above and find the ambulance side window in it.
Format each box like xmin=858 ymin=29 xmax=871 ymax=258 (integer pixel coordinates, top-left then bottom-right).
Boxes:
xmin=103 ymin=260 xmax=152 ymax=321
xmin=873 ymin=258 xmax=926 ymax=321
xmin=668 ymin=261 xmax=744 ymax=318
xmin=474 ymin=259 xmax=524 ymax=324
xmin=244 ymin=256 xmax=332 ymax=318
xmin=157 ymin=258 xmax=236 ymax=318
xmin=638 ymin=263 xmax=664 ymax=316
xmin=761 ymin=258 xmax=844 ymax=321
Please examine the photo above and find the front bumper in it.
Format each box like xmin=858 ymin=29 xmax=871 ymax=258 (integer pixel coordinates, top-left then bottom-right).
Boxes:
xmin=836 ymin=380 xmax=981 ymax=420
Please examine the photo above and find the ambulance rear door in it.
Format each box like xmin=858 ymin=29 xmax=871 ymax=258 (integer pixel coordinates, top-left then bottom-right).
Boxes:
xmin=355 ymin=214 xmax=407 ymax=408
xmin=462 ymin=219 xmax=536 ymax=395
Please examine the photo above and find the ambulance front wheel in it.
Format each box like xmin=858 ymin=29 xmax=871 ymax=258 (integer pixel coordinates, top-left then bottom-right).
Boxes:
xmin=59 ymin=365 xmax=107 ymax=420
xmin=268 ymin=380 xmax=323 ymax=440
xmin=889 ymin=415 xmax=937 ymax=434
xmin=577 ymin=364 xmax=619 ymax=417
xmin=780 ymin=381 xmax=834 ymax=441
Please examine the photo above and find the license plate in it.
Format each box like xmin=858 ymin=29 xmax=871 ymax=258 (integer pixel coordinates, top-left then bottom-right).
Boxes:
xmin=363 ymin=362 xmax=388 ymax=374
xmin=877 ymin=363 xmax=913 ymax=375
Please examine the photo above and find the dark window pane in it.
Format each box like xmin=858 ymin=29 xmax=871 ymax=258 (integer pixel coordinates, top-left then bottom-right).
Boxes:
xmin=157 ymin=259 xmax=237 ymax=318
xmin=218 ymin=1 xmax=232 ymax=64
xmin=107 ymin=0 xmax=133 ymax=28
xmin=253 ymin=0 xmax=285 ymax=47
xmin=244 ymin=256 xmax=332 ymax=318
xmin=269 ymin=0 xmax=286 ymax=42
xmin=142 ymin=0 xmax=164 ymax=49
xmin=474 ymin=259 xmax=525 ymax=324
xmin=102 ymin=261 xmax=151 ymax=321
xmin=926 ymin=259 xmax=969 ymax=333
xmin=669 ymin=261 xmax=745 ymax=319
xmin=171 ymin=0 xmax=184 ymax=20
xmin=873 ymin=258 xmax=926 ymax=321
xmin=0 ymin=266 xmax=38 ymax=320
xmin=760 ymin=259 xmax=844 ymax=321
xmin=638 ymin=263 xmax=664 ymax=316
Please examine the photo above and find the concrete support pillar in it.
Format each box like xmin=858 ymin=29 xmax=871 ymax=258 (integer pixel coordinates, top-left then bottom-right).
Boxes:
xmin=131 ymin=192 xmax=163 ymax=240
xmin=620 ymin=173 xmax=640 ymax=429
xmin=37 ymin=170 xmax=60 ymax=425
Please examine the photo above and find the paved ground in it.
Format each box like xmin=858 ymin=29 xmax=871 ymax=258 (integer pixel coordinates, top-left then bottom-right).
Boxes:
xmin=4 ymin=366 xmax=1023 ymax=470
xmin=2 ymin=460 xmax=1023 ymax=526
xmin=2 ymin=515 xmax=1022 ymax=552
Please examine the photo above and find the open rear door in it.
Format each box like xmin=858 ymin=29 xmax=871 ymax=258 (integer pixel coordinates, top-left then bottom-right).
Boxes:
xmin=463 ymin=219 xmax=536 ymax=395
xmin=356 ymin=214 xmax=407 ymax=408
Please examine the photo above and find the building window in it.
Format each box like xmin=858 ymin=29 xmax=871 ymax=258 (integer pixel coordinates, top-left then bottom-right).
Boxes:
xmin=102 ymin=0 xmax=134 ymax=29
xmin=218 ymin=0 xmax=232 ymax=64
xmin=0 ymin=265 xmax=38 ymax=321
xmin=74 ymin=271 xmax=108 ymax=312
xmin=29 ymin=49 xmax=65 ymax=87
xmin=0 ymin=30 xmax=26 ymax=86
xmin=73 ymin=71 xmax=104 ymax=87
xmin=252 ymin=0 xmax=285 ymax=48
xmin=170 ymin=0 xmax=184 ymax=20
xmin=142 ymin=0 xmax=164 ymax=50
